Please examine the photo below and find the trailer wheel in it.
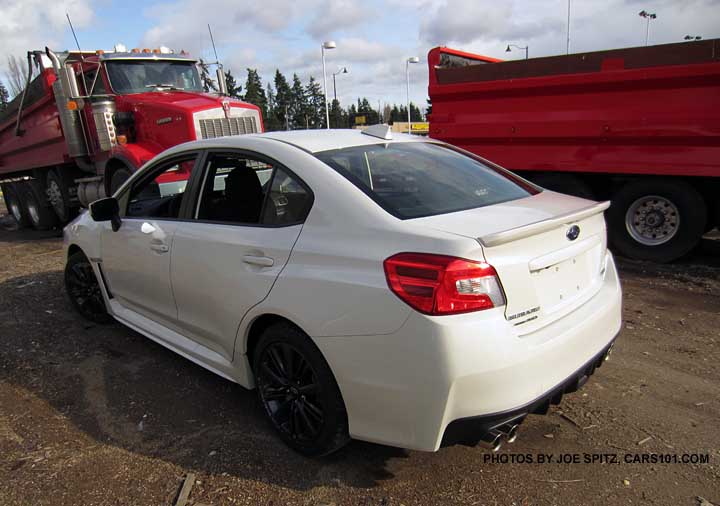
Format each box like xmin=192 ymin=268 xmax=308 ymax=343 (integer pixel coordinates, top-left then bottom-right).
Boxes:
xmin=109 ymin=168 xmax=132 ymax=196
xmin=46 ymin=170 xmax=77 ymax=224
xmin=2 ymin=183 xmax=31 ymax=228
xmin=608 ymin=180 xmax=706 ymax=262
xmin=19 ymin=181 xmax=58 ymax=230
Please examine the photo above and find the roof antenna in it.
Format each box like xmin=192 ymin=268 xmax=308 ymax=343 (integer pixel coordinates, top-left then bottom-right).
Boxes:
xmin=66 ymin=12 xmax=88 ymax=91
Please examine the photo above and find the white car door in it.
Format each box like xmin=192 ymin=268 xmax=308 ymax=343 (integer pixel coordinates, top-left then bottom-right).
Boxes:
xmin=169 ymin=151 xmax=313 ymax=362
xmin=101 ymin=154 xmax=198 ymax=327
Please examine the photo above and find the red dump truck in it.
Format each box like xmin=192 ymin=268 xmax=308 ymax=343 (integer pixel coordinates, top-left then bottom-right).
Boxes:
xmin=428 ymin=40 xmax=720 ymax=262
xmin=0 ymin=46 xmax=262 ymax=229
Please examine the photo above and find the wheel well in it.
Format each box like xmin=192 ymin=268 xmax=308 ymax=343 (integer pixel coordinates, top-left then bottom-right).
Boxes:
xmin=67 ymin=244 xmax=83 ymax=260
xmin=245 ymin=314 xmax=305 ymax=370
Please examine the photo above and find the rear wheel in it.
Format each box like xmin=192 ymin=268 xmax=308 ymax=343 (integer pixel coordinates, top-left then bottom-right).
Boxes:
xmin=64 ymin=251 xmax=112 ymax=323
xmin=46 ymin=170 xmax=77 ymax=223
xmin=2 ymin=183 xmax=30 ymax=228
xmin=607 ymin=179 xmax=706 ymax=262
xmin=20 ymin=180 xmax=58 ymax=230
xmin=253 ymin=322 xmax=349 ymax=456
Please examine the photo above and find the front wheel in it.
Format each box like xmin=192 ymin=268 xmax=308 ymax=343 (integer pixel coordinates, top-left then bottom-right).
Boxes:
xmin=64 ymin=251 xmax=112 ymax=324
xmin=2 ymin=183 xmax=30 ymax=228
xmin=607 ymin=179 xmax=706 ymax=263
xmin=253 ymin=323 xmax=349 ymax=456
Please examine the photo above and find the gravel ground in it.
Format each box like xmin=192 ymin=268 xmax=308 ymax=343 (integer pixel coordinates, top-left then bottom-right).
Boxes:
xmin=0 ymin=202 xmax=718 ymax=506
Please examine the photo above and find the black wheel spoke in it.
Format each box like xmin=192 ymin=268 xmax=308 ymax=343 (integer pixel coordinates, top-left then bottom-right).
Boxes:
xmin=297 ymin=401 xmax=319 ymax=435
xmin=298 ymin=382 xmax=318 ymax=395
xmin=261 ymin=361 xmax=289 ymax=387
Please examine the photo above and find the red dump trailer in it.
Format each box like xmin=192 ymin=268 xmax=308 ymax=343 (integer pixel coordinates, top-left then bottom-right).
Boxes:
xmin=428 ymin=40 xmax=720 ymax=262
xmin=0 ymin=46 xmax=262 ymax=230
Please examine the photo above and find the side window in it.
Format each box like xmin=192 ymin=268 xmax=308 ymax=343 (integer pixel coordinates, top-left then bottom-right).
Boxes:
xmin=126 ymin=156 xmax=196 ymax=219
xmin=195 ymin=152 xmax=312 ymax=226
xmin=83 ymin=68 xmax=108 ymax=96
xmin=262 ymin=167 xmax=312 ymax=225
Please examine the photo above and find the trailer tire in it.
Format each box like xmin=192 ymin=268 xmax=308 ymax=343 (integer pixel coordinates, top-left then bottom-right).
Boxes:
xmin=2 ymin=183 xmax=31 ymax=228
xmin=109 ymin=168 xmax=132 ymax=196
xmin=46 ymin=170 xmax=77 ymax=224
xmin=19 ymin=181 xmax=58 ymax=230
xmin=608 ymin=179 xmax=706 ymax=263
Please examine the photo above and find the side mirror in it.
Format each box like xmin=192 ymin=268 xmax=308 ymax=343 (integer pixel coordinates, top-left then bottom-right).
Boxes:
xmin=89 ymin=197 xmax=122 ymax=231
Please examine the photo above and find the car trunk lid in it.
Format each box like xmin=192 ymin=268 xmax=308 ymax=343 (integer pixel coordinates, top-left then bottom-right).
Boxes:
xmin=411 ymin=191 xmax=610 ymax=333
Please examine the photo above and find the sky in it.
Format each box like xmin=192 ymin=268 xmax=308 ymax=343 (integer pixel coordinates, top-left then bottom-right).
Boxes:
xmin=1 ymin=0 xmax=719 ymax=111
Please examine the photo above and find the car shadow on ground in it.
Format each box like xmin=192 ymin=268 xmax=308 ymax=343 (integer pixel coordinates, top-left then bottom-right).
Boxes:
xmin=0 ymin=268 xmax=410 ymax=491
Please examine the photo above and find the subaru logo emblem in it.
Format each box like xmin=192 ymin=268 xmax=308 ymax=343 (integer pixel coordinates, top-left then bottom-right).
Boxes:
xmin=566 ymin=225 xmax=580 ymax=241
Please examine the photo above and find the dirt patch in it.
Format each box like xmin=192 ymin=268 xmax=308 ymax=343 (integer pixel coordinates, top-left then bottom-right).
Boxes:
xmin=0 ymin=212 xmax=718 ymax=505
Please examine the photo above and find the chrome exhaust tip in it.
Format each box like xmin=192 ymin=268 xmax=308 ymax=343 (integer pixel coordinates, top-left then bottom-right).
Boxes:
xmin=479 ymin=430 xmax=504 ymax=452
xmin=497 ymin=423 xmax=519 ymax=443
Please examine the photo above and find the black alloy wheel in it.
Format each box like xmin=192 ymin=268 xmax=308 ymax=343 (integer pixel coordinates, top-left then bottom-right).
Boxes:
xmin=253 ymin=323 xmax=349 ymax=456
xmin=258 ymin=342 xmax=325 ymax=442
xmin=64 ymin=251 xmax=112 ymax=324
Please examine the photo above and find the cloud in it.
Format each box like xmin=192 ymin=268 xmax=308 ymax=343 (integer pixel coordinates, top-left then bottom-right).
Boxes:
xmin=0 ymin=0 xmax=94 ymax=73
xmin=304 ymin=0 xmax=375 ymax=38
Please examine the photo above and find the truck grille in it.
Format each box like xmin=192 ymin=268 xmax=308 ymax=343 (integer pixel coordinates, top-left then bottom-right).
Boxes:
xmin=199 ymin=117 xmax=258 ymax=139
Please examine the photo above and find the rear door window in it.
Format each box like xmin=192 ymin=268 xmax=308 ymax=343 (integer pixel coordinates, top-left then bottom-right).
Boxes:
xmin=315 ymin=142 xmax=537 ymax=219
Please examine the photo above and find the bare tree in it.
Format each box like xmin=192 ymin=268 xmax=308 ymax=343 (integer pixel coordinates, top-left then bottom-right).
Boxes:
xmin=6 ymin=55 xmax=29 ymax=97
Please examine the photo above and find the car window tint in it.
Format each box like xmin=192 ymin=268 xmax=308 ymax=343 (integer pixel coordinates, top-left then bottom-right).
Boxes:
xmin=261 ymin=168 xmax=312 ymax=226
xmin=315 ymin=142 xmax=537 ymax=219
xmin=196 ymin=154 xmax=272 ymax=224
xmin=126 ymin=157 xmax=196 ymax=219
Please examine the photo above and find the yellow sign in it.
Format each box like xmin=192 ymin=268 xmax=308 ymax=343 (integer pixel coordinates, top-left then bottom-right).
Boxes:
xmin=411 ymin=122 xmax=429 ymax=133
xmin=354 ymin=115 xmax=367 ymax=125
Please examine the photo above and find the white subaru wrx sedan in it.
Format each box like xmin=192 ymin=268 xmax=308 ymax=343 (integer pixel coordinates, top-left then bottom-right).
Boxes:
xmin=63 ymin=126 xmax=621 ymax=456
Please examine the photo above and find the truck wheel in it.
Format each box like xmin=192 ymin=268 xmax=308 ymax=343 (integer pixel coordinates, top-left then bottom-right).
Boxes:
xmin=607 ymin=180 xmax=706 ymax=262
xmin=527 ymin=173 xmax=595 ymax=200
xmin=19 ymin=181 xmax=58 ymax=230
xmin=2 ymin=183 xmax=30 ymax=228
xmin=46 ymin=170 xmax=77 ymax=223
xmin=109 ymin=168 xmax=132 ymax=196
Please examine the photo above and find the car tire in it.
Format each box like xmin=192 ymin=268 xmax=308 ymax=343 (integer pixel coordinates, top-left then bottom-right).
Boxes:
xmin=64 ymin=251 xmax=113 ymax=324
xmin=109 ymin=168 xmax=132 ymax=196
xmin=253 ymin=322 xmax=350 ymax=456
xmin=46 ymin=170 xmax=77 ymax=223
xmin=20 ymin=181 xmax=58 ymax=230
xmin=2 ymin=183 xmax=30 ymax=228
xmin=607 ymin=179 xmax=707 ymax=263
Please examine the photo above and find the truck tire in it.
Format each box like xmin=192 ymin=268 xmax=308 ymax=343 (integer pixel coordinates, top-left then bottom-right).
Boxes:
xmin=526 ymin=173 xmax=595 ymax=200
xmin=109 ymin=168 xmax=132 ymax=196
xmin=46 ymin=170 xmax=77 ymax=224
xmin=607 ymin=179 xmax=706 ymax=263
xmin=19 ymin=180 xmax=58 ymax=230
xmin=2 ymin=183 xmax=31 ymax=228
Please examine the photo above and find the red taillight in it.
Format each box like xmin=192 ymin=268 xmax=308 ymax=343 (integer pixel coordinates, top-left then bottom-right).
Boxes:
xmin=383 ymin=253 xmax=506 ymax=316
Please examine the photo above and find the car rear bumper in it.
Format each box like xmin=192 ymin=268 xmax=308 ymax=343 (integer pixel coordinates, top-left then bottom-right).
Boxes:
xmin=313 ymin=252 xmax=622 ymax=451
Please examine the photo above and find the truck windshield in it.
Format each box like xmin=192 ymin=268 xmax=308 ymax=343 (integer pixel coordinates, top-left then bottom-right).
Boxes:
xmin=106 ymin=60 xmax=203 ymax=94
xmin=315 ymin=142 xmax=538 ymax=219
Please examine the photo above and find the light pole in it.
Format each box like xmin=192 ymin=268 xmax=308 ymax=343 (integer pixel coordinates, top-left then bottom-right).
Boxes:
xmin=638 ymin=10 xmax=657 ymax=46
xmin=332 ymin=67 xmax=348 ymax=102
xmin=566 ymin=0 xmax=571 ymax=54
xmin=506 ymin=44 xmax=529 ymax=59
xmin=406 ymin=56 xmax=419 ymax=134
xmin=321 ymin=41 xmax=336 ymax=129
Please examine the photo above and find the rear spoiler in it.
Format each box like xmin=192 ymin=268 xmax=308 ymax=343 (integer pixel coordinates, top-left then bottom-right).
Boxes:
xmin=478 ymin=201 xmax=611 ymax=248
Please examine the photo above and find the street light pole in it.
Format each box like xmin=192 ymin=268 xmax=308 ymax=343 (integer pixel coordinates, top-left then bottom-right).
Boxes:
xmin=332 ymin=67 xmax=348 ymax=102
xmin=506 ymin=44 xmax=529 ymax=59
xmin=566 ymin=0 xmax=571 ymax=54
xmin=406 ymin=56 xmax=419 ymax=134
xmin=321 ymin=41 xmax=336 ymax=129
xmin=638 ymin=10 xmax=657 ymax=46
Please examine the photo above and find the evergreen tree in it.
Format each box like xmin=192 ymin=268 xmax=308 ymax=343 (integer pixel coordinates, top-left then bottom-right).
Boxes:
xmin=289 ymin=74 xmax=309 ymax=129
xmin=0 ymin=80 xmax=9 ymax=110
xmin=224 ymin=69 xmax=242 ymax=99
xmin=198 ymin=59 xmax=217 ymax=92
xmin=264 ymin=82 xmax=282 ymax=131
xmin=409 ymin=102 xmax=423 ymax=122
xmin=329 ymin=98 xmax=346 ymax=128
xmin=273 ymin=70 xmax=292 ymax=130
xmin=243 ymin=69 xmax=268 ymax=122
xmin=305 ymin=76 xmax=325 ymax=128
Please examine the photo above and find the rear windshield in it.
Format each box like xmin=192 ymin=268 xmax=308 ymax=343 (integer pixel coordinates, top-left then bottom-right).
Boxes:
xmin=315 ymin=142 xmax=538 ymax=219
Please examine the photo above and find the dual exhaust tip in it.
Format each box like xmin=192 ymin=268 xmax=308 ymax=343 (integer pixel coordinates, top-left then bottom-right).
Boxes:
xmin=479 ymin=423 xmax=519 ymax=452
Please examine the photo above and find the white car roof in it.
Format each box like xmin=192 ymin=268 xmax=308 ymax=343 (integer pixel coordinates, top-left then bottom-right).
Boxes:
xmin=259 ymin=129 xmax=426 ymax=153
